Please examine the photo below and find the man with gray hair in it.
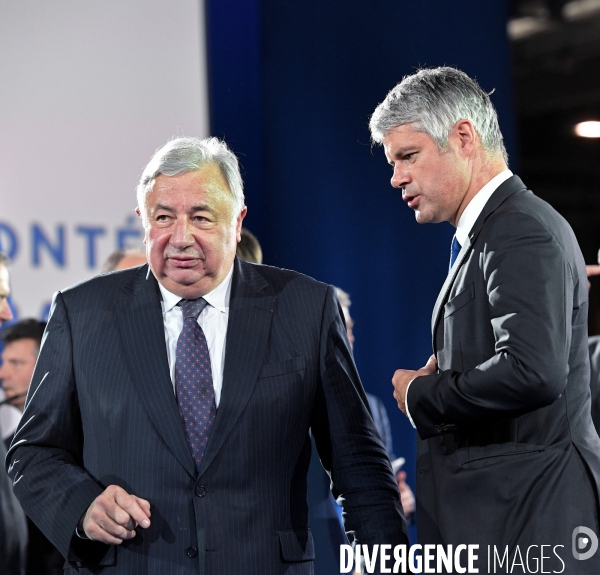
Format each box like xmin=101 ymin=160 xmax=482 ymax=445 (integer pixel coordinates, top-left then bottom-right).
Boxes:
xmin=7 ymin=137 xmax=407 ymax=574
xmin=371 ymin=67 xmax=600 ymax=571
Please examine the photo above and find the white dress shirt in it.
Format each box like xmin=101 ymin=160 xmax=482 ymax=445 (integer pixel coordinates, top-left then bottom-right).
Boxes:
xmin=405 ymin=169 xmax=513 ymax=428
xmin=454 ymin=169 xmax=513 ymax=248
xmin=158 ymin=264 xmax=234 ymax=408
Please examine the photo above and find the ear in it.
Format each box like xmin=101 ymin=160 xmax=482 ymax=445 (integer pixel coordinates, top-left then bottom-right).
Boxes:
xmin=450 ymin=120 xmax=477 ymax=158
xmin=235 ymin=206 xmax=248 ymax=242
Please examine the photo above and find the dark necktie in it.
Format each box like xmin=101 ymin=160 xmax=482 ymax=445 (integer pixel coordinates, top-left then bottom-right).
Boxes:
xmin=449 ymin=235 xmax=462 ymax=271
xmin=175 ymin=298 xmax=216 ymax=470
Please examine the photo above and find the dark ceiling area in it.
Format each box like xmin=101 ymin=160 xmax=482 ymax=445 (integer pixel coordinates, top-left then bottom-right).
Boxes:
xmin=509 ymin=0 xmax=600 ymax=331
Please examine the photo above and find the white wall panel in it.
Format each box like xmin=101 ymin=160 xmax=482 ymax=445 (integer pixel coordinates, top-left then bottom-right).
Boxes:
xmin=0 ymin=0 xmax=209 ymax=317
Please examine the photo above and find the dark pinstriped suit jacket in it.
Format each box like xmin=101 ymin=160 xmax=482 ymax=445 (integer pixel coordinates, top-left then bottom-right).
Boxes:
xmin=409 ymin=177 xmax=600 ymax=572
xmin=7 ymin=258 xmax=407 ymax=574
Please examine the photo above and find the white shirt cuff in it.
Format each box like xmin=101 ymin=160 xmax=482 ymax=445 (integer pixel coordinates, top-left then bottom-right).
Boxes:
xmin=405 ymin=378 xmax=417 ymax=429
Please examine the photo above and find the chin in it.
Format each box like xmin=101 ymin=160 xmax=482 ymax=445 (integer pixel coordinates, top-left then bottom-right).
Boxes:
xmin=165 ymin=272 xmax=204 ymax=287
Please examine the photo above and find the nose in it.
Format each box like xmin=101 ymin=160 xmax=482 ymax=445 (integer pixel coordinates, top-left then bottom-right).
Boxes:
xmin=390 ymin=165 xmax=410 ymax=189
xmin=0 ymin=300 xmax=13 ymax=325
xmin=170 ymin=217 xmax=194 ymax=248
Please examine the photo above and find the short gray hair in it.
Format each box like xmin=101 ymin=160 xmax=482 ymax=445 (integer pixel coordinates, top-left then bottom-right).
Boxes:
xmin=369 ymin=67 xmax=508 ymax=163
xmin=136 ymin=136 xmax=245 ymax=217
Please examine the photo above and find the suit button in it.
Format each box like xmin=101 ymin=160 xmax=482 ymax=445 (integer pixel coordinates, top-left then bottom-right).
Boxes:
xmin=195 ymin=485 xmax=206 ymax=497
xmin=186 ymin=547 xmax=198 ymax=558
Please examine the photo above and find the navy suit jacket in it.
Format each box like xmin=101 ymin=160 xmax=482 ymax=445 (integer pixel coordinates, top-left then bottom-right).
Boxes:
xmin=7 ymin=258 xmax=407 ymax=575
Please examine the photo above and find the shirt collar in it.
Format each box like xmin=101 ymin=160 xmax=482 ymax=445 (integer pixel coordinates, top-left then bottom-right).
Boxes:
xmin=455 ymin=169 xmax=513 ymax=247
xmin=158 ymin=263 xmax=234 ymax=315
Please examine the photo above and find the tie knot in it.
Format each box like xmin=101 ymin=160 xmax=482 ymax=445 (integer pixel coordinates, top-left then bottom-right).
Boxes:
xmin=179 ymin=298 xmax=208 ymax=320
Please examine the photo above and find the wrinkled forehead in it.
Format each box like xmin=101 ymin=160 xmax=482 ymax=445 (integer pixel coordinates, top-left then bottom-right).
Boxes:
xmin=144 ymin=165 xmax=234 ymax=212
xmin=383 ymin=124 xmax=433 ymax=156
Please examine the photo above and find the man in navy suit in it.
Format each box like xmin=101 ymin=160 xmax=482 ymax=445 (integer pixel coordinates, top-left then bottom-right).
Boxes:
xmin=7 ymin=137 xmax=407 ymax=574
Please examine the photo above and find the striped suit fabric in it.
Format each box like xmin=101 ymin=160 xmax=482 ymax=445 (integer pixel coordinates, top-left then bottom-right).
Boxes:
xmin=7 ymin=257 xmax=407 ymax=574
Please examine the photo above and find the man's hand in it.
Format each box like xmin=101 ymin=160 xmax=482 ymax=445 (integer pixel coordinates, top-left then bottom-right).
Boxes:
xmin=80 ymin=485 xmax=151 ymax=544
xmin=396 ymin=471 xmax=415 ymax=517
xmin=392 ymin=355 xmax=437 ymax=415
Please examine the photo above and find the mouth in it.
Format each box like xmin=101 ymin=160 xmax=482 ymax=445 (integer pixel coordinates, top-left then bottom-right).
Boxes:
xmin=167 ymin=256 xmax=200 ymax=269
xmin=402 ymin=192 xmax=420 ymax=209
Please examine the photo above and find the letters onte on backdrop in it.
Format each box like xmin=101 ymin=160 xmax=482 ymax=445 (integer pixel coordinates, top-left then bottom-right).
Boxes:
xmin=0 ymin=0 xmax=210 ymax=319
xmin=0 ymin=216 xmax=144 ymax=319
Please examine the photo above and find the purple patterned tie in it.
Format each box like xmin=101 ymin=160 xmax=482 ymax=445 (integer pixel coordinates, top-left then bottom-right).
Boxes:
xmin=175 ymin=298 xmax=216 ymax=470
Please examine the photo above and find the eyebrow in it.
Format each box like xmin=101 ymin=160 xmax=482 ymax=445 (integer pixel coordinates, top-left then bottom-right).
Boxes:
xmin=389 ymin=146 xmax=418 ymax=159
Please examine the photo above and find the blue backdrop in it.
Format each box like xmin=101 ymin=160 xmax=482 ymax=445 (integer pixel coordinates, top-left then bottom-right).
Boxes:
xmin=206 ymin=0 xmax=516 ymax=539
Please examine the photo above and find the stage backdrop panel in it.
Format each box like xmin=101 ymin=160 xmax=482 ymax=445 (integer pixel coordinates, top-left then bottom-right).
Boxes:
xmin=0 ymin=0 xmax=209 ymax=319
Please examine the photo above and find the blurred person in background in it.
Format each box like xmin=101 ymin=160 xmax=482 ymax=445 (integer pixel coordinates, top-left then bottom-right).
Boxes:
xmin=101 ymin=248 xmax=147 ymax=273
xmin=0 ymin=254 xmax=13 ymax=326
xmin=236 ymin=228 xmax=263 ymax=265
xmin=0 ymin=254 xmax=20 ymax=442
xmin=0 ymin=318 xmax=62 ymax=575
xmin=0 ymin=251 xmax=28 ymax=575
xmin=0 ymin=319 xmax=46 ymax=422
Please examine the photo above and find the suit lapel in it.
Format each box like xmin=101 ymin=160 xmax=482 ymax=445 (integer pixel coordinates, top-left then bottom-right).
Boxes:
xmin=430 ymin=237 xmax=472 ymax=340
xmin=115 ymin=266 xmax=196 ymax=478
xmin=430 ymin=176 xmax=529 ymax=352
xmin=198 ymin=258 xmax=275 ymax=476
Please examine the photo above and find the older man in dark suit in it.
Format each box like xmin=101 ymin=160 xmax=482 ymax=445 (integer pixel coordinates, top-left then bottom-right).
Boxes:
xmin=7 ymin=137 xmax=407 ymax=574
xmin=370 ymin=67 xmax=600 ymax=572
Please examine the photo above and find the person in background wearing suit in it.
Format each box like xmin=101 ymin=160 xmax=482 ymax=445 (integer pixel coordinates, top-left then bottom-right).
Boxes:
xmin=7 ymin=137 xmax=407 ymax=575
xmin=0 ymin=318 xmax=62 ymax=575
xmin=0 ymin=252 xmax=28 ymax=575
xmin=370 ymin=67 xmax=600 ymax=572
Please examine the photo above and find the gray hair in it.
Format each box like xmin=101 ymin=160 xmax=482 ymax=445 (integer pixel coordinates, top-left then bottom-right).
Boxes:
xmin=369 ymin=67 xmax=508 ymax=163
xmin=136 ymin=136 xmax=245 ymax=217
xmin=0 ymin=252 xmax=9 ymax=266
